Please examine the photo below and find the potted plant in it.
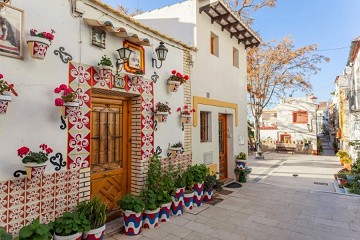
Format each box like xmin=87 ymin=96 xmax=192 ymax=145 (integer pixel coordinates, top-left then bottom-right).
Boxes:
xmin=168 ymin=142 xmax=183 ymax=158
xmin=0 ymin=227 xmax=12 ymax=240
xmin=189 ymin=164 xmax=208 ymax=207
xmin=203 ymin=174 xmax=223 ymax=202
xmin=235 ymin=152 xmax=247 ymax=169
xmin=54 ymin=84 xmax=79 ymax=118
xmin=77 ymin=196 xmax=107 ymax=240
xmin=27 ymin=29 xmax=55 ymax=60
xmin=342 ymin=156 xmax=352 ymax=171
xmin=182 ymin=169 xmax=195 ymax=211
xmin=17 ymin=144 xmax=53 ymax=179
xmin=130 ymin=69 xmax=144 ymax=84
xmin=98 ymin=55 xmax=113 ymax=73
xmin=15 ymin=219 xmax=52 ymax=240
xmin=177 ymin=105 xmax=195 ymax=124
xmin=170 ymin=164 xmax=185 ymax=216
xmin=167 ymin=70 xmax=189 ymax=92
xmin=117 ymin=194 xmax=144 ymax=236
xmin=53 ymin=211 xmax=91 ymax=240
xmin=154 ymin=102 xmax=171 ymax=123
xmin=234 ymin=167 xmax=252 ymax=183
xmin=0 ymin=73 xmax=18 ymax=114
xmin=141 ymin=189 xmax=160 ymax=229
xmin=158 ymin=168 xmax=173 ymax=223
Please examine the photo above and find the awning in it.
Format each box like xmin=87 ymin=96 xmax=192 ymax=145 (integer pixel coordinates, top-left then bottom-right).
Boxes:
xmin=199 ymin=1 xmax=261 ymax=48
xmin=83 ymin=18 xmax=151 ymax=46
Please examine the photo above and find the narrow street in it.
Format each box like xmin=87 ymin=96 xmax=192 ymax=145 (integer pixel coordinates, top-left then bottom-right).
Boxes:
xmin=108 ymin=138 xmax=360 ymax=240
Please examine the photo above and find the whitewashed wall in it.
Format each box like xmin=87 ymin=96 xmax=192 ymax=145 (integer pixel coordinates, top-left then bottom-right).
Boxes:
xmin=0 ymin=0 xmax=185 ymax=180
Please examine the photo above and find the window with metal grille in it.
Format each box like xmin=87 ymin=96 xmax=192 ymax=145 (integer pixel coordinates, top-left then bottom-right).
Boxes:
xmin=200 ymin=111 xmax=211 ymax=142
xmin=292 ymin=111 xmax=308 ymax=124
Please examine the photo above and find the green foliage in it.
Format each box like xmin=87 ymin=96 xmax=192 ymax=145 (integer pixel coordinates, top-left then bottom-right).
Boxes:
xmin=157 ymin=163 xmax=174 ymax=204
xmin=53 ymin=212 xmax=91 ymax=236
xmin=77 ymin=196 xmax=107 ymax=229
xmin=171 ymin=142 xmax=183 ymax=148
xmin=341 ymin=156 xmax=352 ymax=164
xmin=172 ymin=164 xmax=186 ymax=189
xmin=140 ymin=189 xmax=158 ymax=211
xmin=98 ymin=55 xmax=113 ymax=67
xmin=15 ymin=219 xmax=52 ymax=240
xmin=336 ymin=150 xmax=349 ymax=158
xmin=349 ymin=181 xmax=360 ymax=194
xmin=117 ymin=194 xmax=144 ymax=213
xmin=155 ymin=102 xmax=171 ymax=114
xmin=183 ymin=169 xmax=194 ymax=192
xmin=0 ymin=227 xmax=12 ymax=240
xmin=204 ymin=174 xmax=223 ymax=192
xmin=247 ymin=120 xmax=254 ymax=140
xmin=235 ymin=152 xmax=247 ymax=160
xmin=188 ymin=164 xmax=209 ymax=184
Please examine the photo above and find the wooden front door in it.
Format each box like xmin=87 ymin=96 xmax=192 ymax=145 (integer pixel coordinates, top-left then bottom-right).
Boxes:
xmin=90 ymin=95 xmax=130 ymax=221
xmin=218 ymin=114 xmax=228 ymax=179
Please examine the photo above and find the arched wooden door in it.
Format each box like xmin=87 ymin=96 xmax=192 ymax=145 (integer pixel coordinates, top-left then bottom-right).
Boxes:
xmin=90 ymin=94 xmax=130 ymax=221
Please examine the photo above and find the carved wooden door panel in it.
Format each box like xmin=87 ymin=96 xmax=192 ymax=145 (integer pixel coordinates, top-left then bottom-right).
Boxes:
xmin=218 ymin=114 xmax=228 ymax=179
xmin=90 ymin=96 xmax=130 ymax=221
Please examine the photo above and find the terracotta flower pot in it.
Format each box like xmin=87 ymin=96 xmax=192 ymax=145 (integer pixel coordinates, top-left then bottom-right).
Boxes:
xmin=23 ymin=162 xmax=47 ymax=180
xmin=167 ymin=80 xmax=180 ymax=92
xmin=27 ymin=36 xmax=51 ymax=60
xmin=82 ymin=224 xmax=106 ymax=240
xmin=159 ymin=202 xmax=171 ymax=223
xmin=123 ymin=210 xmax=143 ymax=236
xmin=143 ymin=208 xmax=160 ymax=229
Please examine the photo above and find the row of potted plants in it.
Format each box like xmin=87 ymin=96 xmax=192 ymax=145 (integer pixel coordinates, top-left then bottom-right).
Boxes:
xmin=0 ymin=196 xmax=107 ymax=239
xmin=335 ymin=150 xmax=360 ymax=194
xmin=118 ymin=154 xmax=223 ymax=236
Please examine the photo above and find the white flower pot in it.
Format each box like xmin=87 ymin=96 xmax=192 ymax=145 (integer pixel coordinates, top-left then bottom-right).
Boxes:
xmin=24 ymin=162 xmax=47 ymax=180
xmin=168 ymin=80 xmax=180 ymax=92
xmin=27 ymin=36 xmax=51 ymax=60
xmin=63 ymin=101 xmax=80 ymax=107
xmin=155 ymin=111 xmax=169 ymax=122
xmin=181 ymin=114 xmax=191 ymax=124
xmin=0 ymin=95 xmax=11 ymax=102
xmin=54 ymin=232 xmax=82 ymax=240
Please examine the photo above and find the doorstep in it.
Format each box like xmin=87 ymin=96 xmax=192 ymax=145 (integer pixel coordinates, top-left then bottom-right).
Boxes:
xmin=104 ymin=217 xmax=124 ymax=237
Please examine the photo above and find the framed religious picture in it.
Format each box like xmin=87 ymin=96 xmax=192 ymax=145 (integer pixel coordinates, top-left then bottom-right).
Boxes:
xmin=123 ymin=40 xmax=145 ymax=74
xmin=113 ymin=74 xmax=125 ymax=89
xmin=91 ymin=28 xmax=106 ymax=49
xmin=0 ymin=4 xmax=24 ymax=59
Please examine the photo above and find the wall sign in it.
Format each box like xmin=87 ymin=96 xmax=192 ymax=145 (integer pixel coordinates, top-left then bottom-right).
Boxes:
xmin=91 ymin=28 xmax=106 ymax=48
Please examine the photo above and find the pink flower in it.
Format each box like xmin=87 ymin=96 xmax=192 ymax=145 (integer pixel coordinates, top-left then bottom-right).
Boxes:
xmin=54 ymin=87 xmax=60 ymax=94
xmin=59 ymin=84 xmax=67 ymax=90
xmin=62 ymin=88 xmax=69 ymax=95
xmin=54 ymin=98 xmax=64 ymax=106
xmin=172 ymin=70 xmax=176 ymax=74
xmin=0 ymin=74 xmax=3 ymax=79
xmin=177 ymin=107 xmax=181 ymax=112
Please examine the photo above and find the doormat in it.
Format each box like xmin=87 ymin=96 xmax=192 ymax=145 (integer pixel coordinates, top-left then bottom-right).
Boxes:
xmin=204 ymin=198 xmax=223 ymax=206
xmin=224 ymin=182 xmax=242 ymax=188
xmin=217 ymin=189 xmax=233 ymax=195
xmin=314 ymin=182 xmax=328 ymax=186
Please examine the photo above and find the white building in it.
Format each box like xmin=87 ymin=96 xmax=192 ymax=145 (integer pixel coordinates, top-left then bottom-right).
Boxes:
xmin=135 ymin=0 xmax=261 ymax=180
xmin=260 ymin=96 xmax=318 ymax=154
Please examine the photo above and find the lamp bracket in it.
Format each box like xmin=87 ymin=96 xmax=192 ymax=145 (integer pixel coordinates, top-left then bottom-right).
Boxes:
xmin=152 ymin=58 xmax=163 ymax=69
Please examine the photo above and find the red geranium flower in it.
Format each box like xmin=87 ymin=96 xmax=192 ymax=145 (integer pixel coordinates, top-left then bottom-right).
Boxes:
xmin=55 ymin=98 xmax=64 ymax=106
xmin=172 ymin=70 xmax=176 ymax=74
xmin=184 ymin=75 xmax=189 ymax=80
xmin=17 ymin=147 xmax=30 ymax=157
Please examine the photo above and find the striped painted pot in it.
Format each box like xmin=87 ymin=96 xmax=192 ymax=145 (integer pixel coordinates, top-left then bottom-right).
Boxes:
xmin=143 ymin=208 xmax=160 ymax=229
xmin=123 ymin=210 xmax=143 ymax=236
xmin=175 ymin=187 xmax=185 ymax=204
xmin=203 ymin=189 xmax=213 ymax=202
xmin=82 ymin=224 xmax=106 ymax=240
xmin=171 ymin=197 xmax=184 ymax=216
xmin=183 ymin=192 xmax=194 ymax=211
xmin=193 ymin=182 xmax=204 ymax=207
xmin=159 ymin=202 xmax=171 ymax=223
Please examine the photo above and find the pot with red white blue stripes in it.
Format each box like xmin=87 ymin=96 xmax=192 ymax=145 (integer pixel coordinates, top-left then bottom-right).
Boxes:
xmin=123 ymin=210 xmax=143 ymax=236
xmin=159 ymin=202 xmax=172 ymax=223
xmin=171 ymin=196 xmax=183 ymax=216
xmin=143 ymin=208 xmax=160 ymax=229
xmin=193 ymin=182 xmax=204 ymax=207
xmin=183 ymin=191 xmax=194 ymax=211
xmin=175 ymin=187 xmax=185 ymax=204
xmin=203 ymin=188 xmax=213 ymax=202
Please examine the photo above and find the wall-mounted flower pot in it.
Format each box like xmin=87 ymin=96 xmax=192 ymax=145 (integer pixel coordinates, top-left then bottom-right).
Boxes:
xmin=27 ymin=36 xmax=51 ymax=60
xmin=171 ymin=197 xmax=183 ymax=216
xmin=0 ymin=95 xmax=11 ymax=102
xmin=183 ymin=191 xmax=194 ymax=211
xmin=98 ymin=65 xmax=113 ymax=79
xmin=23 ymin=162 xmax=47 ymax=180
xmin=193 ymin=182 xmax=204 ymax=207
xmin=181 ymin=114 xmax=191 ymax=124
xmin=123 ymin=210 xmax=143 ymax=236
xmin=143 ymin=208 xmax=160 ymax=229
xmin=82 ymin=224 xmax=106 ymax=240
xmin=168 ymin=147 xmax=182 ymax=158
xmin=63 ymin=101 xmax=80 ymax=118
xmin=0 ymin=95 xmax=11 ymax=114
xmin=203 ymin=189 xmax=213 ymax=202
xmin=167 ymin=80 xmax=180 ymax=92
xmin=159 ymin=202 xmax=171 ymax=223
xmin=155 ymin=112 xmax=169 ymax=123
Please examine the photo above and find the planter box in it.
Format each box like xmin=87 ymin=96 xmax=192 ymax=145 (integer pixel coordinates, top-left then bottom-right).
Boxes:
xmin=183 ymin=191 xmax=194 ymax=211
xmin=123 ymin=210 xmax=143 ymax=236
xmin=82 ymin=224 xmax=106 ymax=240
xmin=168 ymin=147 xmax=182 ymax=158
xmin=23 ymin=162 xmax=47 ymax=180
xmin=27 ymin=36 xmax=51 ymax=60
xmin=63 ymin=101 xmax=80 ymax=118
xmin=159 ymin=202 xmax=171 ymax=223
xmin=180 ymin=114 xmax=191 ymax=124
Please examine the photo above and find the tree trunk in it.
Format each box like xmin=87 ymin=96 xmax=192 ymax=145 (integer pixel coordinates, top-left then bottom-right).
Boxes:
xmin=254 ymin=114 xmax=264 ymax=159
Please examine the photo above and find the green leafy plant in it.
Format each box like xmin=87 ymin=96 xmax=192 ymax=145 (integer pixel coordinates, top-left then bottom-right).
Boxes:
xmin=183 ymin=169 xmax=194 ymax=193
xmin=133 ymin=69 xmax=144 ymax=75
xmin=349 ymin=181 xmax=360 ymax=194
xmin=155 ymin=102 xmax=171 ymax=114
xmin=53 ymin=212 xmax=91 ymax=236
xmin=15 ymin=219 xmax=51 ymax=240
xmin=140 ymin=189 xmax=158 ymax=211
xmin=117 ymin=194 xmax=144 ymax=213
xmin=77 ymin=196 xmax=107 ymax=229
xmin=235 ymin=152 xmax=247 ymax=160
xmin=188 ymin=164 xmax=209 ymax=184
xmin=0 ymin=227 xmax=12 ymax=240
xmin=204 ymin=174 xmax=223 ymax=192
xmin=171 ymin=142 xmax=183 ymax=148
xmin=98 ymin=55 xmax=113 ymax=67
xmin=157 ymin=163 xmax=174 ymax=205
xmin=171 ymin=164 xmax=186 ymax=189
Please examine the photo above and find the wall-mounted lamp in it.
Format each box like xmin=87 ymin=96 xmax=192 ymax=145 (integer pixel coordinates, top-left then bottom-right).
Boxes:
xmin=307 ymin=123 xmax=312 ymax=132
xmin=152 ymin=41 xmax=168 ymax=69
xmin=115 ymin=47 xmax=132 ymax=72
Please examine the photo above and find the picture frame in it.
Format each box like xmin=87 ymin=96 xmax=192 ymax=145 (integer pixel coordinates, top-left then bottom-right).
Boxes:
xmin=0 ymin=4 xmax=24 ymax=59
xmin=123 ymin=40 xmax=145 ymax=73
xmin=113 ymin=74 xmax=125 ymax=89
xmin=91 ymin=28 xmax=106 ymax=49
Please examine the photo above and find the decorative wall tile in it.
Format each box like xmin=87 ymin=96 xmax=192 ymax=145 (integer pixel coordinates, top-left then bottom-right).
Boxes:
xmin=55 ymin=183 xmax=67 ymax=196
xmin=67 ymin=154 xmax=90 ymax=169
xmin=40 ymin=211 xmax=54 ymax=224
xmin=42 ymin=174 xmax=55 ymax=186
xmin=25 ymin=188 xmax=40 ymax=203
xmin=68 ymin=170 xmax=80 ymax=181
xmin=68 ymin=110 xmax=90 ymax=131
xmin=25 ymin=202 xmax=40 ymax=220
xmin=55 ymin=171 xmax=68 ymax=184
xmin=68 ymin=193 xmax=79 ymax=206
xmin=55 ymin=208 xmax=66 ymax=219
xmin=68 ymin=181 xmax=79 ymax=193
xmin=26 ymin=177 xmax=41 ymax=189
xmin=0 ymin=210 xmax=7 ymax=225
xmin=9 ymin=179 xmax=26 ymax=193
xmin=92 ymin=68 xmax=112 ymax=89
xmin=75 ymin=88 xmax=91 ymax=108
xmin=69 ymin=63 xmax=92 ymax=86
xmin=7 ymin=220 xmax=24 ymax=235
xmin=0 ymin=195 xmax=8 ymax=209
xmin=0 ymin=101 xmax=8 ymax=114
xmin=55 ymin=195 xmax=68 ymax=209
xmin=8 ymin=206 xmax=24 ymax=222
xmin=41 ymin=199 xmax=54 ymax=213
xmin=68 ymin=132 xmax=90 ymax=154
xmin=8 ymin=192 xmax=25 ymax=208
xmin=42 ymin=186 xmax=55 ymax=200
xmin=0 ymin=181 xmax=8 ymax=195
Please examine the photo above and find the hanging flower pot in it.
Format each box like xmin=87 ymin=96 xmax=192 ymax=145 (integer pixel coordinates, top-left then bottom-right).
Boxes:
xmin=181 ymin=114 xmax=192 ymax=124
xmin=154 ymin=102 xmax=171 ymax=123
xmin=235 ymin=159 xmax=247 ymax=169
xmin=0 ymin=95 xmax=11 ymax=102
xmin=167 ymin=80 xmax=180 ymax=92
xmin=143 ymin=208 xmax=160 ymax=229
xmin=171 ymin=197 xmax=183 ymax=216
xmin=123 ymin=210 xmax=143 ymax=236
xmin=98 ymin=55 xmax=113 ymax=78
xmin=155 ymin=112 xmax=169 ymax=122
xmin=183 ymin=191 xmax=194 ymax=211
xmin=193 ymin=182 xmax=204 ymax=207
xmin=167 ymin=70 xmax=189 ymax=92
xmin=17 ymin=144 xmax=53 ymax=180
xmin=168 ymin=146 xmax=182 ymax=158
xmin=177 ymin=106 xmax=195 ymax=124
xmin=27 ymin=29 xmax=54 ymax=60
xmin=159 ymin=202 xmax=171 ymax=223
xmin=54 ymin=84 xmax=79 ymax=118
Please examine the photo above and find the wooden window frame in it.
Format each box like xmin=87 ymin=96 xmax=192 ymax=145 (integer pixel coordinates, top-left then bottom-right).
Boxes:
xmin=292 ymin=111 xmax=308 ymax=124
xmin=210 ymin=32 xmax=219 ymax=57
xmin=200 ymin=111 xmax=211 ymax=142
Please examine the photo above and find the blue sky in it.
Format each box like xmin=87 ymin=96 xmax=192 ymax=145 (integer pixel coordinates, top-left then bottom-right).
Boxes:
xmin=103 ymin=0 xmax=360 ymax=102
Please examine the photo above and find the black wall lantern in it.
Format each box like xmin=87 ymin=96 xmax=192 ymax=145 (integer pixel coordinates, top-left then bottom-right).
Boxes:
xmin=116 ymin=47 xmax=132 ymax=71
xmin=152 ymin=41 xmax=168 ymax=69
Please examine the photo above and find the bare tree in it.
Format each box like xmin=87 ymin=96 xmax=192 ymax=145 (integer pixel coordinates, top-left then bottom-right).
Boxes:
xmin=227 ymin=0 xmax=276 ymax=24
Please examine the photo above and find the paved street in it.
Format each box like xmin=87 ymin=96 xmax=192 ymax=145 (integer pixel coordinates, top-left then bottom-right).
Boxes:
xmin=108 ymin=145 xmax=360 ymax=240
